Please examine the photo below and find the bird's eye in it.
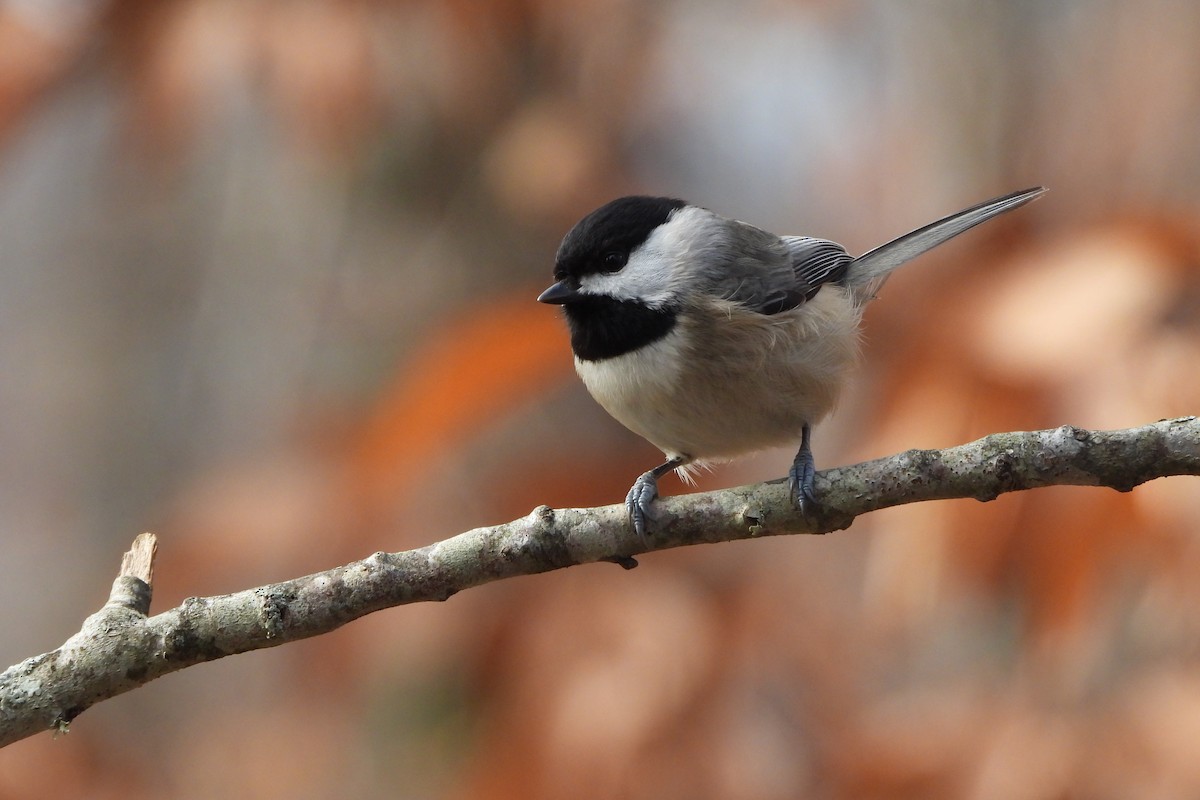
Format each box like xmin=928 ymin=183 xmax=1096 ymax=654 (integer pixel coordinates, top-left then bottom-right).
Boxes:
xmin=600 ymin=251 xmax=626 ymax=273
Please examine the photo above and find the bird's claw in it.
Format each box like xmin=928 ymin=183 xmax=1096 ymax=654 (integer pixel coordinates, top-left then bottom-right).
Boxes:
xmin=788 ymin=456 xmax=817 ymax=515
xmin=626 ymin=470 xmax=659 ymax=543
xmin=789 ymin=426 xmax=817 ymax=515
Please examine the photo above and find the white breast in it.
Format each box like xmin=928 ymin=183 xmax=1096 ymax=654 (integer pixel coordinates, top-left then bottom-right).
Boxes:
xmin=574 ymin=287 xmax=861 ymax=463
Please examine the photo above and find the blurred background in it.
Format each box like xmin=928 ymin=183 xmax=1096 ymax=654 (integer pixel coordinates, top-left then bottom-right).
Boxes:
xmin=1 ymin=0 xmax=1199 ymax=797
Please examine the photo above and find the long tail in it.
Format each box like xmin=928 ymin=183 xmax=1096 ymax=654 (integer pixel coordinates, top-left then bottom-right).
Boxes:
xmin=843 ymin=186 xmax=1046 ymax=297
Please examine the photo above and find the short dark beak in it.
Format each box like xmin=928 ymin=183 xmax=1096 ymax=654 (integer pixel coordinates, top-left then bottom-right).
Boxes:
xmin=537 ymin=280 xmax=580 ymax=305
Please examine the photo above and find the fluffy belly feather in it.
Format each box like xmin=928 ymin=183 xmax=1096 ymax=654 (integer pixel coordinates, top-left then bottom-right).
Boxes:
xmin=575 ymin=289 xmax=860 ymax=461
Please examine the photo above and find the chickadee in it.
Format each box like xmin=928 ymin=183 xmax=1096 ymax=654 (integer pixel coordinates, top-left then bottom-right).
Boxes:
xmin=538 ymin=187 xmax=1045 ymax=538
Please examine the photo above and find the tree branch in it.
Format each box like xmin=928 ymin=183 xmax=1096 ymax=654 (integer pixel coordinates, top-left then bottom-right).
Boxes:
xmin=2 ymin=417 xmax=1197 ymax=747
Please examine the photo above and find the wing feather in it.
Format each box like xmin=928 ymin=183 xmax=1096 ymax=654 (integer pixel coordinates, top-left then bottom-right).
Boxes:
xmin=709 ymin=223 xmax=851 ymax=315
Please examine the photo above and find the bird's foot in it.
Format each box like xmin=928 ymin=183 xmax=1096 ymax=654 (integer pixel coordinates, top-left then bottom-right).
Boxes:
xmin=625 ymin=456 xmax=687 ymax=543
xmin=626 ymin=470 xmax=660 ymax=543
xmin=788 ymin=452 xmax=817 ymax=514
xmin=789 ymin=424 xmax=817 ymax=515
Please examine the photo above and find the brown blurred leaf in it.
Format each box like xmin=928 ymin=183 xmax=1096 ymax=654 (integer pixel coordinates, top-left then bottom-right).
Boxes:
xmin=352 ymin=288 xmax=573 ymax=507
xmin=0 ymin=9 xmax=81 ymax=145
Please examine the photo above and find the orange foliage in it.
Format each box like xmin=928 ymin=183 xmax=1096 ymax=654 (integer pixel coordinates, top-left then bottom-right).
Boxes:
xmin=352 ymin=288 xmax=574 ymax=509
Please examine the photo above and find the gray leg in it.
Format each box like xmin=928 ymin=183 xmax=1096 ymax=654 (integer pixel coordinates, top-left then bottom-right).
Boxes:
xmin=627 ymin=456 xmax=686 ymax=542
xmin=788 ymin=423 xmax=817 ymax=513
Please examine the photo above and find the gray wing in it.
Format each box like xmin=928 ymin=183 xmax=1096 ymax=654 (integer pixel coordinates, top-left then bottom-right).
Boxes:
xmin=713 ymin=186 xmax=1045 ymax=313
xmin=733 ymin=235 xmax=851 ymax=315
xmin=712 ymin=222 xmax=852 ymax=315
xmin=777 ymin=236 xmax=852 ymax=310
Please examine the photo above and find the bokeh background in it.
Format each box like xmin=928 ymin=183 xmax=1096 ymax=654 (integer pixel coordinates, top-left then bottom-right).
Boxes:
xmin=2 ymin=1 xmax=1199 ymax=797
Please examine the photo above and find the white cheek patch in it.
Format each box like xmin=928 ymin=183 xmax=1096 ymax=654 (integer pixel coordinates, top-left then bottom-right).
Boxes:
xmin=579 ymin=250 xmax=676 ymax=306
xmin=578 ymin=206 xmax=726 ymax=308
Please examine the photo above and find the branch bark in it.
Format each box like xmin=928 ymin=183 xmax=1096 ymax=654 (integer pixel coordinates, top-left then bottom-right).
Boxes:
xmin=2 ymin=417 xmax=1197 ymax=747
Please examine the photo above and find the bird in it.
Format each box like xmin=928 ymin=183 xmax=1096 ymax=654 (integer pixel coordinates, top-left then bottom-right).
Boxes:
xmin=538 ymin=186 xmax=1046 ymax=539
